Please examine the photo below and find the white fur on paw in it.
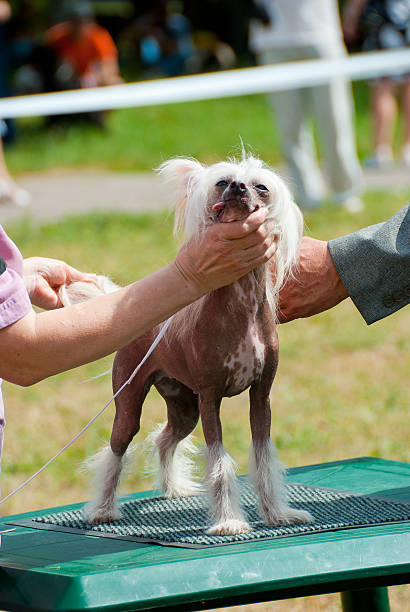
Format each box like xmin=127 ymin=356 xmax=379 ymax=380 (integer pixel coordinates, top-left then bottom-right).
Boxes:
xmin=207 ymin=519 xmax=250 ymax=536
xmin=164 ymin=480 xmax=202 ymax=498
xmin=82 ymin=502 xmax=122 ymax=525
xmin=264 ymin=506 xmax=313 ymax=526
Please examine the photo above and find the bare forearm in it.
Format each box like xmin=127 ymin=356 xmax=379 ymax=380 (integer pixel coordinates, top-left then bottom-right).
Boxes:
xmin=1 ymin=208 xmax=275 ymax=385
xmin=343 ymin=0 xmax=368 ymax=17
xmin=0 ymin=263 xmax=198 ymax=385
xmin=342 ymin=0 xmax=368 ymax=41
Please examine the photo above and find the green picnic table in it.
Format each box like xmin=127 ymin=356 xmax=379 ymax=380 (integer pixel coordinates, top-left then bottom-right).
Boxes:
xmin=0 ymin=456 xmax=409 ymax=612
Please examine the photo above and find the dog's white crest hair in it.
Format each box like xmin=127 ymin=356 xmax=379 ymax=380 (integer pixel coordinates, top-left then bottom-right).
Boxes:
xmin=158 ymin=154 xmax=303 ymax=309
xmin=59 ymin=275 xmax=119 ymax=306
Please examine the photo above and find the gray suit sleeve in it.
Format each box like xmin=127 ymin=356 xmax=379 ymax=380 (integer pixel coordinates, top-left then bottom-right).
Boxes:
xmin=328 ymin=204 xmax=410 ymax=325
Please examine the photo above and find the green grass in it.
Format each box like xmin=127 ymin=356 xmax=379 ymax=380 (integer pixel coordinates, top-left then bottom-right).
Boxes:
xmin=2 ymin=190 xmax=409 ymax=521
xmin=7 ymin=82 xmax=403 ymax=175
xmin=6 ymin=95 xmax=282 ymax=174
xmin=11 ymin=212 xmax=178 ymax=283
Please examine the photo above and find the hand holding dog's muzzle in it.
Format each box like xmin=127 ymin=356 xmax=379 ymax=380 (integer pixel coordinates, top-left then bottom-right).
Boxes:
xmin=174 ymin=208 xmax=278 ymax=297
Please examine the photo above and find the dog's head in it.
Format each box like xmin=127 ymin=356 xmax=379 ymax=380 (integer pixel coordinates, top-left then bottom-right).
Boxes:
xmin=159 ymin=154 xmax=303 ymax=300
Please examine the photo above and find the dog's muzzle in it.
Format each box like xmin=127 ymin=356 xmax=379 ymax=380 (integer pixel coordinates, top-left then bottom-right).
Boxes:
xmin=212 ymin=181 xmax=259 ymax=223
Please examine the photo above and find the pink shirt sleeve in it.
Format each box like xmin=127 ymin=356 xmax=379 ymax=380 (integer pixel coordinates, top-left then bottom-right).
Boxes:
xmin=0 ymin=225 xmax=31 ymax=330
xmin=0 ymin=225 xmax=24 ymax=276
xmin=0 ymin=267 xmax=32 ymax=329
xmin=0 ymin=226 xmax=32 ymax=463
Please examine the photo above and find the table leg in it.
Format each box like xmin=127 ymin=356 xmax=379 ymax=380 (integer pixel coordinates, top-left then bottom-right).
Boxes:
xmin=341 ymin=586 xmax=390 ymax=612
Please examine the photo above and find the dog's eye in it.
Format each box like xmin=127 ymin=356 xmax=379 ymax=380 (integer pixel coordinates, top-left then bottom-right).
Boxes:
xmin=216 ymin=180 xmax=228 ymax=187
xmin=255 ymin=184 xmax=268 ymax=192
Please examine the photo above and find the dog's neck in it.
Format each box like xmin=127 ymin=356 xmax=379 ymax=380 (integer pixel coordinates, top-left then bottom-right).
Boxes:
xmin=211 ymin=264 xmax=269 ymax=312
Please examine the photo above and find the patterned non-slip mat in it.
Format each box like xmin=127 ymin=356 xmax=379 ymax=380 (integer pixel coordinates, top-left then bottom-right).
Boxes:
xmin=14 ymin=480 xmax=410 ymax=548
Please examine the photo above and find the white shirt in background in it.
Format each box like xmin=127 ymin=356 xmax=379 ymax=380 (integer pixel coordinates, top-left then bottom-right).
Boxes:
xmin=249 ymin=0 xmax=344 ymax=52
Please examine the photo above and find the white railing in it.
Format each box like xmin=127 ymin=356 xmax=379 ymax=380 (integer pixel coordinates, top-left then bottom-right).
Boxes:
xmin=0 ymin=48 xmax=409 ymax=118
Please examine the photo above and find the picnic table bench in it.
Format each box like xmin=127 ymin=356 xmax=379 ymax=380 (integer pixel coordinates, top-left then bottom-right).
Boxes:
xmin=0 ymin=456 xmax=409 ymax=612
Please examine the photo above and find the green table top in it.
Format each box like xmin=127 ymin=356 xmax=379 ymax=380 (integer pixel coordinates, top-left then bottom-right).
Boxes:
xmin=0 ymin=457 xmax=409 ymax=612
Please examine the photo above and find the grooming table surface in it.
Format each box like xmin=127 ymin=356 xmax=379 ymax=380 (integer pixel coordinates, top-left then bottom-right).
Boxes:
xmin=0 ymin=457 xmax=409 ymax=611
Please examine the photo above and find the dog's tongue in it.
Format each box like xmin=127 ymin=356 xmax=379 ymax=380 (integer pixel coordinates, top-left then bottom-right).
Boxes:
xmin=212 ymin=201 xmax=225 ymax=211
xmin=213 ymin=199 xmax=247 ymax=223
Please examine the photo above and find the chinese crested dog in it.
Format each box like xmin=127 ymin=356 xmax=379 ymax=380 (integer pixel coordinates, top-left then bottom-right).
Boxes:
xmin=65 ymin=154 xmax=313 ymax=535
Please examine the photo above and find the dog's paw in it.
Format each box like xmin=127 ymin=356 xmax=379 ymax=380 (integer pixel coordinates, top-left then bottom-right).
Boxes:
xmin=264 ymin=506 xmax=313 ymax=526
xmin=82 ymin=502 xmax=122 ymax=525
xmin=282 ymin=507 xmax=314 ymax=525
xmin=207 ymin=519 xmax=250 ymax=536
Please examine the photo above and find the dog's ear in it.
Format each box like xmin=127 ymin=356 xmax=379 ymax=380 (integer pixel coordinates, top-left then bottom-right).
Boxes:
xmin=158 ymin=158 xmax=204 ymax=235
xmin=268 ymin=176 xmax=304 ymax=298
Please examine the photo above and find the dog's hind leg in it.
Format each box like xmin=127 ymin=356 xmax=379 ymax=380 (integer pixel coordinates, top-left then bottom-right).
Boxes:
xmin=152 ymin=377 xmax=201 ymax=497
xmin=83 ymin=360 xmax=155 ymax=524
xmin=200 ymin=396 xmax=250 ymax=535
xmin=249 ymin=382 xmax=313 ymax=526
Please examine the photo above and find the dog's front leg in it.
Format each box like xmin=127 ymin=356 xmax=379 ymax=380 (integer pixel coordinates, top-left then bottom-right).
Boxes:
xmin=249 ymin=383 xmax=313 ymax=526
xmin=200 ymin=396 xmax=249 ymax=535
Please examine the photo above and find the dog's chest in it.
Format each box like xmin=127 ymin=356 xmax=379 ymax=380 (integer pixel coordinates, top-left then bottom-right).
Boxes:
xmin=162 ymin=277 xmax=272 ymax=396
xmin=223 ymin=323 xmax=265 ymax=395
xmin=222 ymin=283 xmax=266 ymax=396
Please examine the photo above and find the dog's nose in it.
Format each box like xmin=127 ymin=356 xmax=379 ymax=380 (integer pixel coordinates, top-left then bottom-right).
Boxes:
xmin=229 ymin=181 xmax=247 ymax=194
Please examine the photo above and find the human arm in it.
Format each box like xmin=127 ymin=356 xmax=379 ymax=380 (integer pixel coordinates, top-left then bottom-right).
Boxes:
xmin=83 ymin=57 xmax=123 ymax=87
xmin=89 ymin=26 xmax=123 ymax=86
xmin=278 ymin=204 xmax=410 ymax=324
xmin=342 ymin=0 xmax=369 ymax=43
xmin=0 ymin=208 xmax=276 ymax=386
xmin=0 ymin=133 xmax=31 ymax=207
xmin=0 ymin=1 xmax=11 ymax=23
xmin=328 ymin=204 xmax=410 ymax=324
xmin=99 ymin=58 xmax=123 ymax=85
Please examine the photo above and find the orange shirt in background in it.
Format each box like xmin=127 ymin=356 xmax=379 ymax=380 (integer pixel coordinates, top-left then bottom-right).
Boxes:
xmin=46 ymin=21 xmax=118 ymax=77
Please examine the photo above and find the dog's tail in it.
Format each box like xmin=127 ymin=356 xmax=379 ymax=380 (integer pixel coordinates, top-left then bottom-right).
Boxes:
xmin=59 ymin=275 xmax=120 ymax=307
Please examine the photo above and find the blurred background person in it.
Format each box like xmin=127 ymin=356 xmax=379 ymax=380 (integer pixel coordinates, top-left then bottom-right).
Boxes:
xmin=45 ymin=1 xmax=123 ymax=91
xmin=10 ymin=1 xmax=59 ymax=97
xmin=0 ymin=0 xmax=15 ymax=144
xmin=182 ymin=0 xmax=239 ymax=71
xmin=0 ymin=129 xmax=30 ymax=208
xmin=12 ymin=1 xmax=123 ymax=98
xmin=0 ymin=0 xmax=10 ymax=98
xmin=249 ymin=0 xmax=364 ymax=212
xmin=183 ymin=0 xmax=271 ymax=70
xmin=343 ymin=0 xmax=410 ymax=168
xmin=41 ymin=0 xmax=123 ymax=127
xmin=127 ymin=0 xmax=197 ymax=78
xmin=0 ymin=1 xmax=30 ymax=207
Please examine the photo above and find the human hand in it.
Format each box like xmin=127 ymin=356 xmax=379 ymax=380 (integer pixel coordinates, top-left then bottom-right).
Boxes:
xmin=174 ymin=208 xmax=278 ymax=298
xmin=23 ymin=257 xmax=97 ymax=310
xmin=277 ymin=237 xmax=348 ymax=322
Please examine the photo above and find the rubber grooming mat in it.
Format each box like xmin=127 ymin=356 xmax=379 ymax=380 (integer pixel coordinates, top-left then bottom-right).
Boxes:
xmin=14 ymin=481 xmax=410 ymax=548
